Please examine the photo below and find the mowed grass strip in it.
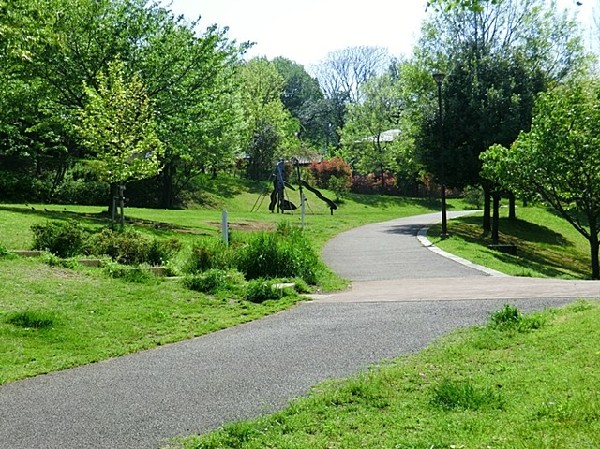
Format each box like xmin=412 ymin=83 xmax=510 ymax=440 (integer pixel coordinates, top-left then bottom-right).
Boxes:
xmin=429 ymin=206 xmax=592 ymax=279
xmin=0 ymin=257 xmax=303 ymax=385
xmin=170 ymin=301 xmax=600 ymax=449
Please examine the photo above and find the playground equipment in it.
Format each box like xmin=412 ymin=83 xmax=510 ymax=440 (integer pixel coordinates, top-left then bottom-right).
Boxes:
xmin=251 ymin=159 xmax=337 ymax=218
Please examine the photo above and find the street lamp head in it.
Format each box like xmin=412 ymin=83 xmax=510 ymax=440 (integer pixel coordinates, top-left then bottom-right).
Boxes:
xmin=433 ymin=72 xmax=446 ymax=84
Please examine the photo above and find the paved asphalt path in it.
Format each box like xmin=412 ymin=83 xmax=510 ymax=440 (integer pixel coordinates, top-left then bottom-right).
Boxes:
xmin=1 ymin=212 xmax=598 ymax=449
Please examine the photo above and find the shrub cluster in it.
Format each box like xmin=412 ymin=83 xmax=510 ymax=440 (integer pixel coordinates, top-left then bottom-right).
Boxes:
xmin=30 ymin=221 xmax=180 ymax=266
xmin=245 ymin=278 xmax=282 ymax=303
xmin=183 ymin=269 xmax=245 ymax=295
xmin=307 ymin=157 xmax=352 ymax=190
xmin=31 ymin=220 xmax=87 ymax=258
xmin=489 ymin=304 xmax=545 ymax=332
xmin=351 ymin=172 xmax=399 ymax=195
xmin=84 ymin=228 xmax=181 ymax=265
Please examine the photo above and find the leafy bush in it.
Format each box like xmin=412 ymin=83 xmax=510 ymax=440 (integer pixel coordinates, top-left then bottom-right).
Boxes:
xmin=0 ymin=242 xmax=8 ymax=257
xmin=328 ymin=175 xmax=350 ymax=201
xmin=245 ymin=279 xmax=281 ymax=303
xmin=235 ymin=227 xmax=319 ymax=284
xmin=84 ymin=228 xmax=180 ymax=266
xmin=31 ymin=220 xmax=88 ymax=258
xmin=463 ymin=185 xmax=484 ymax=209
xmin=351 ymin=172 xmax=399 ymax=195
xmin=183 ymin=269 xmax=245 ymax=294
xmin=0 ymin=170 xmax=53 ymax=202
xmin=184 ymin=239 xmax=232 ymax=274
xmin=307 ymin=157 xmax=352 ymax=189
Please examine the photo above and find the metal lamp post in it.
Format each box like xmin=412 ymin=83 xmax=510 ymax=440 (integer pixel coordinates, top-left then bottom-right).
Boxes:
xmin=433 ymin=72 xmax=448 ymax=239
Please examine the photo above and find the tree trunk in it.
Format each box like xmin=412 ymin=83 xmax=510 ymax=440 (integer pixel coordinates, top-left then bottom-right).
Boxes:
xmin=108 ymin=182 xmax=118 ymax=219
xmin=492 ymin=191 xmax=500 ymax=245
xmin=508 ymin=192 xmax=517 ymax=220
xmin=590 ymin=217 xmax=599 ymax=280
xmin=161 ymin=162 xmax=175 ymax=209
xmin=483 ymin=183 xmax=491 ymax=235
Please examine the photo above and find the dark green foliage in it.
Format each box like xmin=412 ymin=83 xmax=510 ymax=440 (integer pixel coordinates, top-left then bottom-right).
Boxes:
xmin=182 ymin=269 xmax=244 ymax=294
xmin=184 ymin=239 xmax=232 ymax=274
xmin=31 ymin=220 xmax=87 ymax=258
xmin=6 ymin=310 xmax=57 ymax=329
xmin=0 ymin=243 xmax=8 ymax=257
xmin=463 ymin=185 xmax=484 ymax=209
xmin=244 ymin=279 xmax=281 ymax=303
xmin=84 ymin=228 xmax=180 ymax=266
xmin=431 ymin=379 xmax=503 ymax=411
xmin=235 ymin=226 xmax=319 ymax=283
xmin=490 ymin=304 xmax=545 ymax=332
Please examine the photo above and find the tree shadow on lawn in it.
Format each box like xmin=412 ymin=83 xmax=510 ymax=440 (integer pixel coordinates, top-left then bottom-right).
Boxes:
xmin=448 ymin=216 xmax=588 ymax=278
xmin=347 ymin=194 xmax=453 ymax=210
xmin=453 ymin=215 xmax=571 ymax=246
xmin=0 ymin=205 xmax=108 ymax=227
xmin=0 ymin=205 xmax=209 ymax=240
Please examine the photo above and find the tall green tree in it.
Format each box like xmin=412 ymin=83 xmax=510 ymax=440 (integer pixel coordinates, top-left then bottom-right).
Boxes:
xmin=341 ymin=74 xmax=403 ymax=175
xmin=3 ymin=0 xmax=246 ymax=207
xmin=239 ymin=58 xmax=298 ymax=180
xmin=414 ymin=0 xmax=584 ymax=228
xmin=481 ymin=79 xmax=600 ymax=279
xmin=272 ymin=57 xmax=326 ymax=148
xmin=78 ymin=59 xmax=163 ymax=185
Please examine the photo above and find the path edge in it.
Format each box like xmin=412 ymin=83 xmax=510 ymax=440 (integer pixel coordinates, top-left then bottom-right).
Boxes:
xmin=417 ymin=227 xmax=509 ymax=277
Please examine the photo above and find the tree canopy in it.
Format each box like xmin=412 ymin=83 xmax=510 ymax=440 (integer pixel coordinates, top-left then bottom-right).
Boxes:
xmin=481 ymin=79 xmax=600 ymax=279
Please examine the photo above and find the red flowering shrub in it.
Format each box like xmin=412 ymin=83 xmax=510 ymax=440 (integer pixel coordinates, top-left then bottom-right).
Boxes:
xmin=307 ymin=157 xmax=352 ymax=189
xmin=351 ymin=172 xmax=399 ymax=195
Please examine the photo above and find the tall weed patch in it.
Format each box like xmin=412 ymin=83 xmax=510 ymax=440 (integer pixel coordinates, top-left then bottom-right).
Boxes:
xmin=235 ymin=225 xmax=319 ymax=284
xmin=183 ymin=239 xmax=233 ymax=274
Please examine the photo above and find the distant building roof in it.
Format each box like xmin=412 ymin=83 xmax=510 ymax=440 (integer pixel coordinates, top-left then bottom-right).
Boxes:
xmin=361 ymin=129 xmax=401 ymax=143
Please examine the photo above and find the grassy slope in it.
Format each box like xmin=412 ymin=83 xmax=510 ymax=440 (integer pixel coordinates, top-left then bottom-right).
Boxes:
xmin=171 ymin=302 xmax=600 ymax=449
xmin=429 ymin=206 xmax=592 ymax=279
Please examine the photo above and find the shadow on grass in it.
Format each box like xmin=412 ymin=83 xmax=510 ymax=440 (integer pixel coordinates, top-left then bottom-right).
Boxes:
xmin=452 ymin=215 xmax=570 ymax=246
xmin=0 ymin=205 xmax=209 ymax=240
xmin=0 ymin=205 xmax=108 ymax=227
xmin=444 ymin=216 xmax=588 ymax=279
xmin=347 ymin=194 xmax=451 ymax=211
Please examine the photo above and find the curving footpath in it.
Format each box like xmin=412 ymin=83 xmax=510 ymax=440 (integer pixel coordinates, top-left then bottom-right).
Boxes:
xmin=1 ymin=212 xmax=598 ymax=449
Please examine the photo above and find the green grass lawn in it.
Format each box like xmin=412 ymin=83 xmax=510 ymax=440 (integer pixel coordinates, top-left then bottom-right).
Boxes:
xmin=168 ymin=301 xmax=600 ymax=449
xmin=0 ymin=256 xmax=304 ymax=384
xmin=429 ymin=206 xmax=593 ymax=279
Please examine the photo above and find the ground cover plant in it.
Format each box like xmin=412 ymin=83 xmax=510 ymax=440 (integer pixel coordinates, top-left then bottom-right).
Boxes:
xmin=428 ymin=205 xmax=592 ymax=279
xmin=168 ymin=301 xmax=600 ymax=449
